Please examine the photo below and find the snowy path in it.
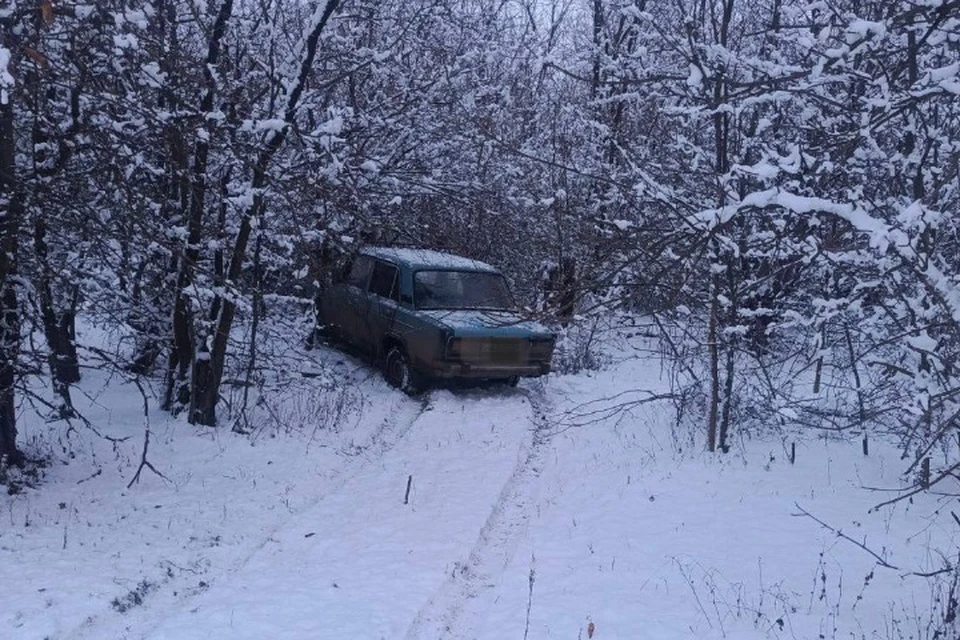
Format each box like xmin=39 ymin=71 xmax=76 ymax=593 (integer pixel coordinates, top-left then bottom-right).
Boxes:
xmin=133 ymin=389 xmax=540 ymax=640
xmin=6 ymin=344 xmax=949 ymax=640
xmin=60 ymin=390 xmax=430 ymax=640
xmin=403 ymin=390 xmax=551 ymax=640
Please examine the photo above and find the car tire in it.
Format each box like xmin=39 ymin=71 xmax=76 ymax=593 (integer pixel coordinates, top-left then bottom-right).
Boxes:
xmin=312 ymin=301 xmax=339 ymax=345
xmin=384 ymin=346 xmax=423 ymax=395
xmin=505 ymin=375 xmax=520 ymax=387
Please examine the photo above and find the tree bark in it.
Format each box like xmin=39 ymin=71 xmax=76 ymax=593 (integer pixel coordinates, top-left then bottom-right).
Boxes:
xmin=708 ymin=0 xmax=734 ymax=454
xmin=26 ymin=12 xmax=83 ymax=415
xmin=34 ymin=215 xmax=80 ymax=417
xmin=591 ymin=0 xmax=604 ymax=97
xmin=164 ymin=0 xmax=235 ymax=413
xmin=0 ymin=90 xmax=23 ymax=465
xmin=706 ymin=275 xmax=720 ymax=453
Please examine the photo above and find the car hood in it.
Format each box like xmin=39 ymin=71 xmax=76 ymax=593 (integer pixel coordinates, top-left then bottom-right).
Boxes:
xmin=420 ymin=309 xmax=553 ymax=339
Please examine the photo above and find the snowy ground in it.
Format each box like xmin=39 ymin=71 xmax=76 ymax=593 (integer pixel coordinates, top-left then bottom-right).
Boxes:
xmin=1 ymin=325 xmax=955 ymax=639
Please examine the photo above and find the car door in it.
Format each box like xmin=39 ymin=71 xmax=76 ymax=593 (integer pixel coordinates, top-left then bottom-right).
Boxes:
xmin=366 ymin=260 xmax=401 ymax=355
xmin=327 ymin=255 xmax=373 ymax=346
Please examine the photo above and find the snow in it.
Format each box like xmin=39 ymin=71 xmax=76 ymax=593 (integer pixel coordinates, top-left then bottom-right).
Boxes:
xmin=694 ymin=187 xmax=917 ymax=255
xmin=311 ymin=116 xmax=344 ymax=137
xmin=938 ymin=79 xmax=960 ymax=96
xmin=140 ymin=62 xmax=166 ymax=89
xmin=113 ymin=34 xmax=140 ymax=51
xmin=846 ymin=19 xmax=886 ymax=43
xmin=362 ymin=247 xmax=499 ymax=273
xmin=0 ymin=325 xmax=953 ymax=639
xmin=0 ymin=46 xmax=13 ymax=105
xmin=255 ymin=118 xmax=288 ymax=133
xmin=927 ymin=61 xmax=959 ymax=83
xmin=419 ymin=309 xmax=552 ymax=335
xmin=148 ymin=392 xmax=535 ymax=639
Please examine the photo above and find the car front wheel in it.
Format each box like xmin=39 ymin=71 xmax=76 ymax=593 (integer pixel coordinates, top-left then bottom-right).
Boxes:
xmin=384 ymin=346 xmax=423 ymax=395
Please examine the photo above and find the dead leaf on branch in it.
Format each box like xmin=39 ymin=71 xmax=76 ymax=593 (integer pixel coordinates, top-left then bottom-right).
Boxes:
xmin=41 ymin=1 xmax=55 ymax=26
xmin=23 ymin=46 xmax=48 ymax=69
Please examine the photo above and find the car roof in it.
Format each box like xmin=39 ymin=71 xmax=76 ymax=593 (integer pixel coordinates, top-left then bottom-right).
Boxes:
xmin=360 ymin=246 xmax=500 ymax=273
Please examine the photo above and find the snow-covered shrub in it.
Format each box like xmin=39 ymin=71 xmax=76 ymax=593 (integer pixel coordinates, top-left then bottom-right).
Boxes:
xmin=551 ymin=316 xmax=608 ymax=375
xmin=882 ymin=567 xmax=960 ymax=640
xmin=253 ymin=380 xmax=364 ymax=439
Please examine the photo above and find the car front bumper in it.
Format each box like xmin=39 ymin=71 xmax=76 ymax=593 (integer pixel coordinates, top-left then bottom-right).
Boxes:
xmin=422 ymin=360 xmax=551 ymax=379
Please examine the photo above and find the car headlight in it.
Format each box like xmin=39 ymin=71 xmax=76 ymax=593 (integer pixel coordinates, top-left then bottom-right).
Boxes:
xmin=530 ymin=338 xmax=554 ymax=360
xmin=446 ymin=336 xmax=463 ymax=359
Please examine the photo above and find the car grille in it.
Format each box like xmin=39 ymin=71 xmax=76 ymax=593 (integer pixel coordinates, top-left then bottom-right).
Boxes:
xmin=460 ymin=338 xmax=531 ymax=365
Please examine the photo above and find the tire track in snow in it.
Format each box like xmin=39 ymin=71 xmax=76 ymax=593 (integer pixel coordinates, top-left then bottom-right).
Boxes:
xmin=219 ymin=391 xmax=431 ymax=573
xmin=403 ymin=388 xmax=551 ymax=640
xmin=65 ymin=392 xmax=431 ymax=640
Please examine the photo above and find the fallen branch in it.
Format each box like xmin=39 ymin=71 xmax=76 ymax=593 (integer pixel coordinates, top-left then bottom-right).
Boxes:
xmin=18 ymin=383 xmax=129 ymax=444
xmin=552 ymin=389 xmax=677 ymax=432
xmin=792 ymin=503 xmax=899 ymax=570
xmin=127 ymin=378 xmax=169 ymax=489
xmin=869 ymin=460 xmax=960 ymax=511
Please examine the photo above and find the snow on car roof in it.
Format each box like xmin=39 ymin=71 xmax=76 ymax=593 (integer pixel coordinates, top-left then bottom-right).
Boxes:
xmin=360 ymin=246 xmax=500 ymax=273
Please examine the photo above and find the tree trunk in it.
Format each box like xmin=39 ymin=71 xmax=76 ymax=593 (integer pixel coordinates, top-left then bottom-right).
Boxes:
xmin=0 ymin=277 xmax=20 ymax=466
xmin=708 ymin=0 xmax=734 ymax=454
xmin=34 ymin=215 xmax=80 ymax=416
xmin=0 ymin=92 xmax=23 ymax=465
xmin=707 ymin=275 xmax=720 ymax=453
xmin=558 ymin=257 xmax=576 ymax=325
xmin=27 ymin=22 xmax=82 ymax=415
xmin=235 ymin=230 xmax=263 ymax=432
xmin=591 ymin=0 xmax=604 ymax=97
xmin=163 ymin=0 xmax=235 ymax=413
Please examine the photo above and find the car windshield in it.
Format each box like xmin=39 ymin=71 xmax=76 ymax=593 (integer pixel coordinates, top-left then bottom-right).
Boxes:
xmin=414 ymin=270 xmax=515 ymax=310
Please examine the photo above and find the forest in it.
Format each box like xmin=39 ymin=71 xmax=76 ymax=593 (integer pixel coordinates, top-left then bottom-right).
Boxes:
xmin=1 ymin=0 xmax=960 ymax=637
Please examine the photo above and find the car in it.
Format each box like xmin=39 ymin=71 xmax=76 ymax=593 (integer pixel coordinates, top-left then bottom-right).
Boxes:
xmin=318 ymin=246 xmax=556 ymax=393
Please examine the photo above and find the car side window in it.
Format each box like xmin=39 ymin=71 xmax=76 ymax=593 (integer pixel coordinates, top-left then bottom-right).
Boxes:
xmin=369 ymin=261 xmax=399 ymax=301
xmin=346 ymin=256 xmax=373 ymax=288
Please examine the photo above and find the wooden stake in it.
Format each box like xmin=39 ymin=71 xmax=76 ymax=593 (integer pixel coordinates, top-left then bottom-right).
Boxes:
xmin=404 ymin=474 xmax=413 ymax=504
